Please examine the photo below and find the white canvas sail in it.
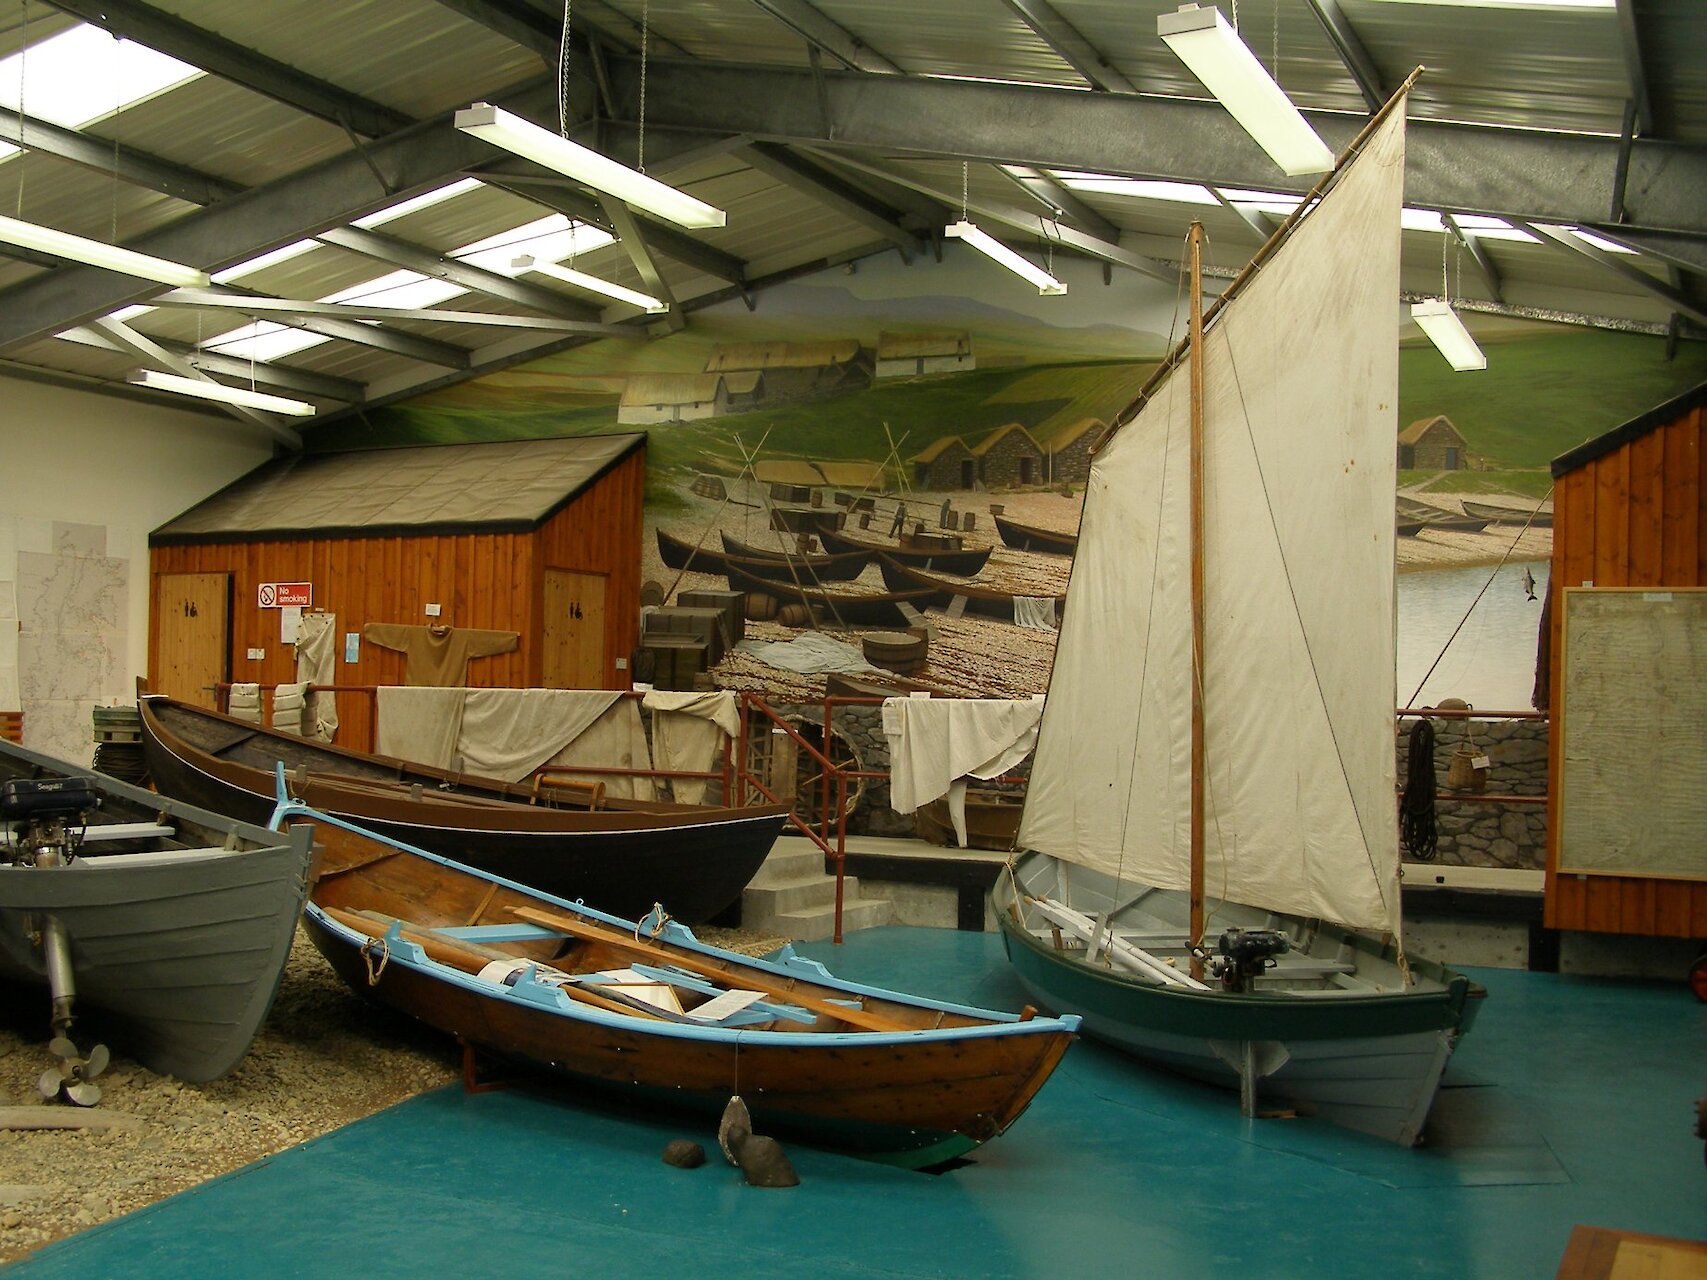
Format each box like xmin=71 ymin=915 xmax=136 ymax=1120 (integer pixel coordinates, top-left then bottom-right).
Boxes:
xmin=1019 ymin=104 xmax=1407 ymax=935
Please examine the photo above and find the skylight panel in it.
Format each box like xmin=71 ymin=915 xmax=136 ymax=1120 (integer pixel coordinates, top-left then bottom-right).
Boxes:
xmin=1369 ymin=0 xmax=1610 ymax=9
xmin=456 ymin=214 xmax=616 ymax=275
xmin=326 ymin=269 xmax=465 ymax=311
xmin=1402 ymin=208 xmax=1446 ymax=233
xmin=210 ymin=240 xmax=321 ymax=284
xmin=1220 ymin=188 xmax=1301 ymax=216
xmin=0 ymin=24 xmax=202 ymax=143
xmin=353 ymin=179 xmax=484 ymax=229
xmin=1446 ymin=214 xmax=1537 ymax=243
xmin=202 ymin=320 xmax=328 ymax=363
xmin=1052 ymin=172 xmax=1220 ymax=206
xmin=1570 ymin=228 xmax=1635 ymax=254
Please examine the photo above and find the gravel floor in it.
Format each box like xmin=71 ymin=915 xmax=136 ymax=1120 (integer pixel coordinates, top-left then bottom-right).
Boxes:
xmin=0 ymin=923 xmax=784 ymax=1263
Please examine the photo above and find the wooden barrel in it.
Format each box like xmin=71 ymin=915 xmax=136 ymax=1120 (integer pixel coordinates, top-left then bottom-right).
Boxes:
xmin=639 ymin=578 xmax=666 ymax=608
xmin=777 ymin=603 xmax=812 ymax=628
xmin=745 ymin=592 xmax=777 ymax=621
xmin=861 ymin=630 xmax=929 ymax=675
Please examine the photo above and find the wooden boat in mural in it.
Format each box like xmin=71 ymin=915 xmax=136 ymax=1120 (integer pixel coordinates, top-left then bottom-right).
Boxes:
xmin=994 ymin=80 xmax=1485 ymax=1147
xmin=137 ymin=693 xmax=788 ymax=924
xmin=721 ymin=562 xmax=937 ymax=628
xmin=992 ymin=514 xmax=1078 ymax=556
xmin=656 ymin=528 xmax=869 ymax=582
xmin=817 ymin=527 xmax=994 ymax=575
xmin=0 ymin=738 xmax=313 ymax=1099
xmin=718 ymin=531 xmax=872 ymax=580
xmin=1396 ymin=497 xmax=1491 ymax=534
xmin=283 ymin=792 xmax=1080 ymax=1169
xmin=1460 ymin=499 xmax=1553 ymax=528
xmin=874 ymin=555 xmax=1065 ymax=623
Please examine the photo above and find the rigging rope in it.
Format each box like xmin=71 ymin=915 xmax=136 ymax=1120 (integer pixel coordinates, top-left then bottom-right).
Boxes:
xmin=1399 ymin=717 xmax=1438 ymax=861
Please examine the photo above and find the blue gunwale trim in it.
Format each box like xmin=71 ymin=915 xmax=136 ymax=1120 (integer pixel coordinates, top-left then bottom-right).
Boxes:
xmin=306 ymin=900 xmax=1080 ymax=1046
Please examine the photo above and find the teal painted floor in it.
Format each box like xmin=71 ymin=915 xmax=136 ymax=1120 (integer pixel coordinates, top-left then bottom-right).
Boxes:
xmin=8 ymin=928 xmax=1705 ymax=1279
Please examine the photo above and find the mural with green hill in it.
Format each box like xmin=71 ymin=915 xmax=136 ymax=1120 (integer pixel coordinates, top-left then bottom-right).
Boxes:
xmin=320 ymin=250 xmax=1707 ymax=502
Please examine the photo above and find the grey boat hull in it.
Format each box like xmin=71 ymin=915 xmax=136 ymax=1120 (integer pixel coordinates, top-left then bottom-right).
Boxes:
xmin=993 ymin=849 xmax=1483 ymax=1146
xmin=0 ymin=739 xmax=315 ymax=1082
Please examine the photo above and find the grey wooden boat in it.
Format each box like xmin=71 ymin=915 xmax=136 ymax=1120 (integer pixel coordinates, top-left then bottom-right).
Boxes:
xmin=0 ymin=738 xmax=314 ymax=1098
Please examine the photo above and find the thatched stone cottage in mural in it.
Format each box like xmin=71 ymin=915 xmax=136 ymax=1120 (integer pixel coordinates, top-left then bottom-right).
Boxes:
xmin=875 ymin=331 xmax=975 ymax=378
xmin=1039 ymin=416 xmax=1104 ymax=485
xmin=704 ymin=340 xmax=872 ymax=404
xmin=1398 ymin=415 xmax=1471 ymax=470
xmin=972 ymin=423 xmax=1046 ymax=489
xmin=618 ymin=372 xmax=762 ymax=424
xmin=911 ymin=436 xmax=975 ymax=490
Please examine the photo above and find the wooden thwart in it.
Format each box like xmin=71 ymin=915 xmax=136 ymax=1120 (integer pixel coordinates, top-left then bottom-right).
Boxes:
xmin=507 ymin=904 xmax=914 ymax=1032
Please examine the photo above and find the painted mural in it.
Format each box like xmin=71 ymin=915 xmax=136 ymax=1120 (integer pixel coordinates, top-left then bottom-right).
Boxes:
xmin=325 ymin=246 xmax=1707 ymax=705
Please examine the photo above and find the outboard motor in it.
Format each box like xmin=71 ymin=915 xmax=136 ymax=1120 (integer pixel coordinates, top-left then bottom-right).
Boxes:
xmin=1208 ymin=927 xmax=1291 ymax=993
xmin=1 ymin=777 xmax=109 ymax=1105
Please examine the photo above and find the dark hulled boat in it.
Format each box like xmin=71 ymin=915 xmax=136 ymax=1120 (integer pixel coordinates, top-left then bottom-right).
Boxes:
xmin=991 ymin=514 xmax=1078 ymax=556
xmin=817 ymin=527 xmax=994 ymax=575
xmin=657 ymin=527 xmax=870 ymax=582
xmin=138 ymin=694 xmax=787 ymax=923
xmin=722 ymin=562 xmax=937 ymax=628
xmin=875 ymin=554 xmax=1066 ymax=621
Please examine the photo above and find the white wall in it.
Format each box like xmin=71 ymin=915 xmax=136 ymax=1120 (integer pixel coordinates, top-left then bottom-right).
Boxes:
xmin=0 ymin=375 xmax=277 ymax=761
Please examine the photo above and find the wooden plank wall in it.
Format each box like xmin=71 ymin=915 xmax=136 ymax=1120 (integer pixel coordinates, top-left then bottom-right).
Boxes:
xmin=534 ymin=445 xmax=647 ymax=689
xmin=148 ymin=446 xmax=647 ymax=753
xmin=1546 ymin=402 xmax=1707 ymax=937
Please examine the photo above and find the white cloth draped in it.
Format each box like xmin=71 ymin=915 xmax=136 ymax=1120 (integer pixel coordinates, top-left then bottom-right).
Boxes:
xmin=294 ymin=612 xmax=339 ymax=742
xmin=882 ymin=696 xmax=1044 ymax=845
xmin=643 ymin=689 xmax=740 ymax=804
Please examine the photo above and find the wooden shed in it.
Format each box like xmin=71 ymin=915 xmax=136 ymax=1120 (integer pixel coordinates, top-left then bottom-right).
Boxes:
xmin=972 ymin=423 xmax=1046 ymax=489
xmin=1398 ymin=415 xmax=1470 ymax=470
xmin=148 ymin=433 xmax=647 ymax=753
xmin=1542 ymin=379 xmax=1706 ymax=940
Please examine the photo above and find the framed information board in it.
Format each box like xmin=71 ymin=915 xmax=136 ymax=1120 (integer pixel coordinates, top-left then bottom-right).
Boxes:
xmin=1557 ymin=587 xmax=1707 ymax=880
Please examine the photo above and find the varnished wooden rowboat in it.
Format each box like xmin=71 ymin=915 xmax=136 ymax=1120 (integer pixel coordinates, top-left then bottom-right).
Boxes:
xmin=722 ymin=562 xmax=937 ymax=628
xmin=817 ymin=527 xmax=993 ymax=575
xmin=991 ymin=514 xmax=1078 ymax=556
xmin=282 ymin=795 xmax=1080 ymax=1168
xmin=657 ymin=528 xmax=871 ymax=583
xmin=874 ymin=554 xmax=1066 ymax=621
xmin=138 ymin=693 xmax=788 ymax=923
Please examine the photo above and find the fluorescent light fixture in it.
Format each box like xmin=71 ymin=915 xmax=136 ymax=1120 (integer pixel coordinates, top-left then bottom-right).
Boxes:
xmin=128 ymin=369 xmax=317 ymax=415
xmin=944 ymin=220 xmax=1066 ymax=295
xmin=0 ymin=213 xmax=209 ymax=286
xmin=1158 ymin=5 xmax=1334 ymax=177
xmin=455 ymin=103 xmax=726 ymax=230
xmin=1411 ymin=300 xmax=1487 ymax=371
xmin=513 ymin=255 xmax=667 ymax=312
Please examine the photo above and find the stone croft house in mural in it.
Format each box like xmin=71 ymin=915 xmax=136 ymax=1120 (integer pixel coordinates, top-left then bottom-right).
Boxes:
xmin=618 ymin=372 xmax=762 ymax=424
xmin=704 ymin=340 xmax=873 ymax=405
xmin=972 ymin=424 xmax=1046 ymax=489
xmin=1398 ymin=414 xmax=1471 ymax=469
xmin=875 ymin=331 xmax=975 ymax=379
xmin=911 ymin=436 xmax=976 ymax=490
xmin=1038 ymin=416 xmax=1105 ymax=485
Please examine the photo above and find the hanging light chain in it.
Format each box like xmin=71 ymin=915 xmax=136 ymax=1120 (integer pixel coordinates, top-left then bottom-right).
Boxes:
xmin=638 ymin=0 xmax=649 ymax=174
xmin=558 ymin=0 xmax=572 ymax=138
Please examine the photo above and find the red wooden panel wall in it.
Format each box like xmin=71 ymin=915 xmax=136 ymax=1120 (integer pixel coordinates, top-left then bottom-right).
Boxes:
xmin=1545 ymin=404 xmax=1707 ymax=936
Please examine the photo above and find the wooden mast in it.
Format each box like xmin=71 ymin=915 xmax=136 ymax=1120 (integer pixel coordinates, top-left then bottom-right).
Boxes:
xmin=1187 ymin=222 xmax=1207 ymax=976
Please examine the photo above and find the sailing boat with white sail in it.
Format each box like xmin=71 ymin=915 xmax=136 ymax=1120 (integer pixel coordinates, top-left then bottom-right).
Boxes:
xmin=992 ymin=79 xmax=1484 ymax=1147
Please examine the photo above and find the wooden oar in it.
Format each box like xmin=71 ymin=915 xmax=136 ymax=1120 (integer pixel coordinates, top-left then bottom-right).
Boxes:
xmin=321 ymin=906 xmax=668 ymax=1022
xmin=507 ymin=905 xmax=915 ymax=1033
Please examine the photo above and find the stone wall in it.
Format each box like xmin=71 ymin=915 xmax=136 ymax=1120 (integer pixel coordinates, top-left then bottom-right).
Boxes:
xmin=786 ymin=704 xmax=1550 ymax=872
xmin=1397 ymin=715 xmax=1548 ymax=870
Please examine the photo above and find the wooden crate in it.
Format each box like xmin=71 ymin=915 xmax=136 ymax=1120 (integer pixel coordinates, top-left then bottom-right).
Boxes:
xmin=0 ymin=711 xmax=21 ymax=744
xmin=678 ymin=589 xmax=745 ymax=646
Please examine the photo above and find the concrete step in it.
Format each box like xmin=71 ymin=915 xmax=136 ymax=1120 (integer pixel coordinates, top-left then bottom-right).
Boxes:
xmin=745 ymin=844 xmax=827 ymax=886
xmin=743 ymin=871 xmax=860 ymax=917
xmin=762 ymin=895 xmax=896 ymax=942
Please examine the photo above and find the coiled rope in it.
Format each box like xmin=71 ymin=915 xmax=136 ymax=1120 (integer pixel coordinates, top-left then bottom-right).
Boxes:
xmin=1399 ymin=718 xmax=1438 ymax=861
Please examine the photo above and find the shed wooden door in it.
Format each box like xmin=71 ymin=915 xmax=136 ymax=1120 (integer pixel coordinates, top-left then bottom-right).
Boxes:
xmin=543 ymin=569 xmax=607 ymax=688
xmin=154 ymin=572 xmax=231 ymax=708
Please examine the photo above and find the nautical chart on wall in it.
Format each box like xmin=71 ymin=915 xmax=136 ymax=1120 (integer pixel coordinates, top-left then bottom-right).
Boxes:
xmin=1558 ymin=587 xmax=1707 ymax=881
